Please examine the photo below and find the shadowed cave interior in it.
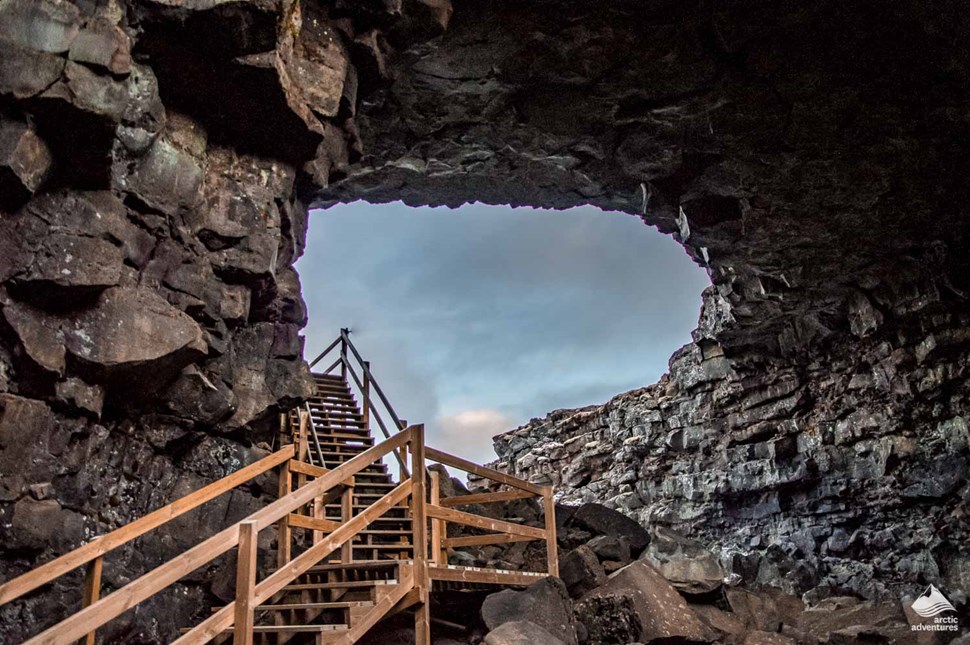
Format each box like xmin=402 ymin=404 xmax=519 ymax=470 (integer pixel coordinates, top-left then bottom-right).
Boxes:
xmin=0 ymin=0 xmax=968 ymax=642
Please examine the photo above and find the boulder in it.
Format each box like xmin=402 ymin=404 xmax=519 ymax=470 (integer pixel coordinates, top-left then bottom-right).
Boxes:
xmin=726 ymin=588 xmax=790 ymax=633
xmin=21 ymin=232 xmax=123 ymax=292
xmin=0 ymin=118 xmax=52 ymax=210
xmin=54 ymin=377 xmax=105 ymax=417
xmin=640 ymin=526 xmax=726 ymax=595
xmin=568 ymin=503 xmax=649 ymax=556
xmin=64 ymin=286 xmax=208 ymax=387
xmin=825 ymin=625 xmax=893 ymax=644
xmin=798 ymin=596 xmax=908 ymax=643
xmin=481 ymin=577 xmax=578 ymax=645
xmin=68 ymin=17 xmax=131 ymax=75
xmin=484 ymin=621 xmax=565 ymax=645
xmin=576 ymin=561 xmax=716 ymax=643
xmin=0 ymin=0 xmax=81 ymax=54
xmin=690 ymin=603 xmax=747 ymax=642
xmin=575 ymin=593 xmax=643 ymax=644
xmin=587 ymin=535 xmax=632 ymax=564
xmin=0 ymin=394 xmax=54 ymax=480
xmin=9 ymin=497 xmax=84 ymax=551
xmin=742 ymin=631 xmax=797 ymax=645
xmin=560 ymin=545 xmax=606 ymax=598
xmin=162 ymin=365 xmax=236 ymax=426
xmin=2 ymin=300 xmax=66 ymax=375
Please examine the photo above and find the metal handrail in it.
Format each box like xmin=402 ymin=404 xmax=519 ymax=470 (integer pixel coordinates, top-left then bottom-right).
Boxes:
xmin=303 ymin=402 xmax=325 ymax=468
xmin=307 ymin=329 xmax=411 ymax=477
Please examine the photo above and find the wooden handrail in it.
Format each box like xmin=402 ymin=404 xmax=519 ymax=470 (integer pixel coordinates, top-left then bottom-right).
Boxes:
xmin=22 ymin=429 xmax=416 ymax=645
xmin=340 ymin=330 xmax=407 ymax=433
xmin=438 ymin=489 xmax=538 ymax=507
xmin=0 ymin=446 xmax=294 ymax=606
xmin=425 ymin=505 xmax=548 ymax=540
xmin=7 ymin=403 xmax=557 ymax=645
xmin=176 ymin=479 xmax=415 ymax=644
xmin=425 ymin=447 xmax=544 ymax=495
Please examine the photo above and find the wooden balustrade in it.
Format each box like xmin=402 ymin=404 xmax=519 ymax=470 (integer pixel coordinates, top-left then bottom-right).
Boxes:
xmin=1 ymin=401 xmax=558 ymax=645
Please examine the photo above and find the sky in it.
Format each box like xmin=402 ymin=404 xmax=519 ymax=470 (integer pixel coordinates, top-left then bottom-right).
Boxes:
xmin=296 ymin=201 xmax=710 ymax=466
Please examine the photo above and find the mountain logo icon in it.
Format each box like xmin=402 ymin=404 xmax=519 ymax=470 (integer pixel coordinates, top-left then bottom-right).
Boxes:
xmin=911 ymin=585 xmax=957 ymax=618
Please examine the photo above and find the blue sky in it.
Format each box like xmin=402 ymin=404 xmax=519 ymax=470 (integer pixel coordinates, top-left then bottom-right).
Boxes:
xmin=297 ymin=201 xmax=710 ymax=465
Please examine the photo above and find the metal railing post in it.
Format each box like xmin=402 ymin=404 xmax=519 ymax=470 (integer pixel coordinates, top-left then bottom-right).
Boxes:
xmin=339 ymin=328 xmax=349 ymax=380
xmin=362 ymin=360 xmax=371 ymax=434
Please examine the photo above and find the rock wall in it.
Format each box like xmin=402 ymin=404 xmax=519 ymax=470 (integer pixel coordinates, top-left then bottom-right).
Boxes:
xmin=0 ymin=1 xmax=447 ymax=641
xmin=490 ymin=283 xmax=970 ymax=603
xmin=1 ymin=0 xmax=970 ymax=640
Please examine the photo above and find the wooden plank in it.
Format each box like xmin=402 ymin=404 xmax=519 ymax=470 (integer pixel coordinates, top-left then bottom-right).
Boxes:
xmin=25 ymin=429 xmax=415 ymax=645
xmin=329 ymin=571 xmax=414 ymax=644
xmin=425 ymin=506 xmax=547 ymax=540
xmin=341 ymin=480 xmax=354 ymax=563
xmin=233 ymin=521 xmax=257 ymax=645
xmin=0 ymin=446 xmax=293 ymax=607
xmin=410 ymin=426 xmax=430 ymax=645
xmin=425 ymin=447 xmax=543 ymax=495
xmin=174 ymin=478 xmax=414 ymax=645
xmin=78 ymin=556 xmax=102 ymax=645
xmin=428 ymin=564 xmax=549 ymax=587
xmin=442 ymin=533 xmax=537 ymax=548
xmin=438 ymin=489 xmax=537 ymax=507
xmin=288 ymin=461 xmax=358 ymax=485
xmin=542 ymin=486 xmax=559 ymax=578
xmin=286 ymin=514 xmax=340 ymax=532
xmin=276 ymin=460 xmax=291 ymax=569
xmin=430 ymin=471 xmax=444 ymax=565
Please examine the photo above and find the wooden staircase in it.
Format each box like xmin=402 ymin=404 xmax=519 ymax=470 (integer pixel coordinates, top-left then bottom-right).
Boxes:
xmin=289 ymin=373 xmax=414 ymax=564
xmin=0 ymin=330 xmax=558 ymax=645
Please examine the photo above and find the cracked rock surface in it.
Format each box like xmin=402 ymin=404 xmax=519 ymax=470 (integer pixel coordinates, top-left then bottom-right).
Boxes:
xmin=1 ymin=0 xmax=969 ymax=640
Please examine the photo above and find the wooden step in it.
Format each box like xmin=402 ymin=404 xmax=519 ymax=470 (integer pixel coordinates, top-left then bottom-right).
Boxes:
xmin=284 ymin=579 xmax=398 ymax=591
xmin=257 ymin=601 xmax=374 ymax=611
xmin=306 ymin=560 xmax=405 ymax=573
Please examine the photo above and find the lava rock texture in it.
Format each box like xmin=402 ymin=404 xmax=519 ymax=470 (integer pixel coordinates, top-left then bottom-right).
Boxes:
xmin=2 ymin=0 xmax=970 ymax=640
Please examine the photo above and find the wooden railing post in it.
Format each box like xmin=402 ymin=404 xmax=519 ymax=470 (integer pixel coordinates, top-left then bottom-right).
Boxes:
xmin=312 ymin=490 xmax=325 ymax=545
xmin=429 ymin=471 xmax=445 ymax=565
xmin=341 ymin=477 xmax=355 ymax=563
xmin=276 ymin=459 xmax=292 ymax=569
xmin=234 ymin=521 xmax=258 ymax=645
xmin=78 ymin=555 xmax=102 ymax=645
xmin=542 ymin=486 xmax=558 ymax=578
xmin=410 ymin=426 xmax=430 ymax=644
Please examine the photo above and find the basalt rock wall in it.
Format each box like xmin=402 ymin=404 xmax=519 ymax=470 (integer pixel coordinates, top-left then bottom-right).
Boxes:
xmin=490 ymin=283 xmax=970 ymax=603
xmin=1 ymin=0 xmax=969 ymax=641
xmin=0 ymin=0 xmax=447 ymax=641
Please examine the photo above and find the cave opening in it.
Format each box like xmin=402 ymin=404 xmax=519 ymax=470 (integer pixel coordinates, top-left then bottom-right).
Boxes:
xmin=297 ymin=200 xmax=711 ymax=465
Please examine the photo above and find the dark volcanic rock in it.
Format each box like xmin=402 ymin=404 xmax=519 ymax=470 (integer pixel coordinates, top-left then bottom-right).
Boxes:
xmin=484 ymin=620 xmax=565 ymax=645
xmin=559 ymin=545 xmax=606 ymax=599
xmin=576 ymin=561 xmax=716 ymax=644
xmin=1 ymin=0 xmax=970 ymax=641
xmin=481 ymin=578 xmax=578 ymax=645
xmin=568 ymin=503 xmax=650 ymax=557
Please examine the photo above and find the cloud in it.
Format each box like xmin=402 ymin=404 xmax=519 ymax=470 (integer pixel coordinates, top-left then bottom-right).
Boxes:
xmin=296 ymin=200 xmax=710 ymax=465
xmin=436 ymin=409 xmax=517 ymax=465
